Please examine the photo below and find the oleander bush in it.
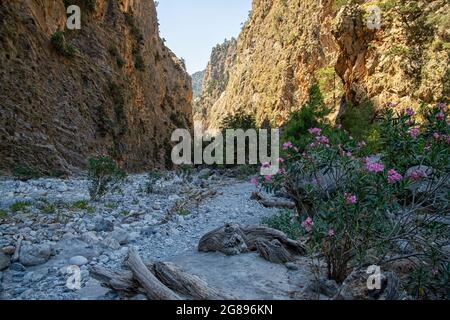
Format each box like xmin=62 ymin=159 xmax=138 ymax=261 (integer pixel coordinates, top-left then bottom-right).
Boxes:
xmin=257 ymin=102 xmax=449 ymax=297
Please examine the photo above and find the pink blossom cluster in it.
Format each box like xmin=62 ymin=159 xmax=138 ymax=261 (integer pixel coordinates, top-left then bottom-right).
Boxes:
xmin=436 ymin=112 xmax=445 ymax=121
xmin=405 ymin=108 xmax=415 ymax=117
xmin=365 ymin=159 xmax=385 ymax=173
xmin=282 ymin=141 xmax=293 ymax=150
xmin=408 ymin=169 xmax=427 ymax=182
xmin=344 ymin=193 xmax=357 ymax=205
xmin=408 ymin=127 xmax=420 ymax=139
xmin=387 ymin=169 xmax=403 ymax=184
xmin=301 ymin=217 xmax=314 ymax=232
xmin=308 ymin=128 xmax=322 ymax=136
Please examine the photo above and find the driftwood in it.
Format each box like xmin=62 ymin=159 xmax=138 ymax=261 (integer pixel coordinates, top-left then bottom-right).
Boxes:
xmin=125 ymin=248 xmax=181 ymax=300
xmin=251 ymin=192 xmax=296 ymax=209
xmin=12 ymin=234 xmax=23 ymax=263
xmin=255 ymin=239 xmax=296 ymax=263
xmin=198 ymin=223 xmax=306 ymax=263
xmin=90 ymin=265 xmax=140 ymax=297
xmin=152 ymin=262 xmax=233 ymax=300
xmin=91 ymin=249 xmax=229 ymax=300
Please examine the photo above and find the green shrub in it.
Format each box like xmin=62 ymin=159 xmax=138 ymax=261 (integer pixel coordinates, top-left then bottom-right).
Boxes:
xmin=0 ymin=209 xmax=7 ymax=219
xmin=87 ymin=156 xmax=126 ymax=200
xmin=10 ymin=201 xmax=32 ymax=213
xmin=13 ymin=164 xmax=41 ymax=181
xmin=145 ymin=170 xmax=164 ymax=193
xmin=51 ymin=31 xmax=77 ymax=58
xmin=281 ymin=83 xmax=332 ymax=149
xmin=262 ymin=210 xmax=303 ymax=239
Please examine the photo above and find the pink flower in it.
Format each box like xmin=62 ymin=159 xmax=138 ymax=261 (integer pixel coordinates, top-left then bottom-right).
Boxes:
xmin=282 ymin=141 xmax=293 ymax=150
xmin=301 ymin=217 xmax=314 ymax=232
xmin=387 ymin=169 xmax=403 ymax=184
xmin=433 ymin=132 xmax=441 ymax=140
xmin=336 ymin=124 xmax=342 ymax=129
xmin=438 ymin=103 xmax=447 ymax=112
xmin=264 ymin=175 xmax=273 ymax=182
xmin=345 ymin=193 xmax=357 ymax=205
xmin=250 ymin=177 xmax=259 ymax=188
xmin=308 ymin=128 xmax=322 ymax=136
xmin=408 ymin=127 xmax=420 ymax=139
xmin=277 ymin=157 xmax=285 ymax=163
xmin=262 ymin=162 xmax=271 ymax=168
xmin=409 ymin=170 xmax=427 ymax=182
xmin=346 ymin=151 xmax=353 ymax=158
xmin=328 ymin=229 xmax=335 ymax=237
xmin=436 ymin=112 xmax=445 ymax=121
xmin=278 ymin=168 xmax=286 ymax=174
xmin=405 ymin=108 xmax=415 ymax=116
xmin=406 ymin=119 xmax=415 ymax=126
xmin=366 ymin=161 xmax=385 ymax=173
xmin=316 ymin=135 xmax=329 ymax=145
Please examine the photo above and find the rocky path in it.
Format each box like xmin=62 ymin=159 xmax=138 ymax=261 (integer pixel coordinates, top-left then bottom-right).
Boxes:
xmin=0 ymin=171 xmax=314 ymax=300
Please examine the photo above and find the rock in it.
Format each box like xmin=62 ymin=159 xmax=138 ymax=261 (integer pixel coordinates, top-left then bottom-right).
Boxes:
xmin=69 ymin=256 xmax=89 ymax=266
xmin=198 ymin=168 xmax=212 ymax=178
xmin=19 ymin=243 xmax=52 ymax=266
xmin=110 ymin=228 xmax=129 ymax=245
xmin=102 ymin=238 xmax=120 ymax=250
xmin=0 ymin=252 xmax=10 ymax=271
xmin=304 ymin=278 xmax=339 ymax=298
xmin=335 ymin=268 xmax=404 ymax=300
xmin=2 ymin=246 xmax=16 ymax=255
xmin=93 ymin=218 xmax=114 ymax=232
xmin=152 ymin=203 xmax=161 ymax=210
xmin=10 ymin=262 xmax=26 ymax=272
xmin=141 ymin=226 xmax=158 ymax=236
xmin=285 ymin=262 xmax=299 ymax=271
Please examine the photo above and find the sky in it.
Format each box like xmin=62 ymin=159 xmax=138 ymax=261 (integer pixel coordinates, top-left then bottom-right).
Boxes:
xmin=156 ymin=0 xmax=252 ymax=74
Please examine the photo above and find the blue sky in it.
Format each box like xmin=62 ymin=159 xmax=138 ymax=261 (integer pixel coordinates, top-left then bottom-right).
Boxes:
xmin=156 ymin=0 xmax=252 ymax=74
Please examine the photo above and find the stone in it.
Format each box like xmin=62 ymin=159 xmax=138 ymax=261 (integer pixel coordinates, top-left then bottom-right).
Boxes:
xmin=93 ymin=218 xmax=114 ymax=232
xmin=304 ymin=278 xmax=339 ymax=298
xmin=141 ymin=226 xmax=158 ymax=236
xmin=102 ymin=238 xmax=120 ymax=250
xmin=0 ymin=252 xmax=10 ymax=271
xmin=10 ymin=262 xmax=26 ymax=272
xmin=19 ymin=243 xmax=52 ymax=266
xmin=110 ymin=228 xmax=129 ymax=245
xmin=2 ymin=246 xmax=16 ymax=255
xmin=69 ymin=256 xmax=89 ymax=266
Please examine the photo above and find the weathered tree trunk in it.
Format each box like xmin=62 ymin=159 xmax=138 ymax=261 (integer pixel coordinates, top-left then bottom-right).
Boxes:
xmin=255 ymin=239 xmax=296 ymax=263
xmin=198 ymin=224 xmax=306 ymax=261
xmin=125 ymin=248 xmax=181 ymax=300
xmin=152 ymin=262 xmax=233 ymax=300
xmin=90 ymin=265 xmax=140 ymax=297
xmin=251 ymin=192 xmax=296 ymax=209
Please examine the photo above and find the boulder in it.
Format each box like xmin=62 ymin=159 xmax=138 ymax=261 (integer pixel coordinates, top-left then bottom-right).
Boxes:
xmin=0 ymin=252 xmax=10 ymax=271
xmin=19 ymin=243 xmax=52 ymax=266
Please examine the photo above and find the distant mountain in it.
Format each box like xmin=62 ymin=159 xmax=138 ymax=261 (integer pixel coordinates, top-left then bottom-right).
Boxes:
xmin=191 ymin=70 xmax=206 ymax=98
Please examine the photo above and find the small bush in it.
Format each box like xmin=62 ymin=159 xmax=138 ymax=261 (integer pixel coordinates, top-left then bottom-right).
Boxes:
xmin=0 ymin=209 xmax=7 ymax=219
xmin=13 ymin=164 xmax=41 ymax=181
xmin=262 ymin=210 xmax=303 ymax=239
xmin=51 ymin=31 xmax=77 ymax=58
xmin=10 ymin=201 xmax=32 ymax=213
xmin=87 ymin=156 xmax=126 ymax=200
xmin=145 ymin=170 xmax=164 ymax=193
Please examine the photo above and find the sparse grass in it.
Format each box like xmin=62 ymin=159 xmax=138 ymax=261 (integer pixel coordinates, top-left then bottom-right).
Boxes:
xmin=41 ymin=202 xmax=57 ymax=214
xmin=10 ymin=201 xmax=32 ymax=213
xmin=176 ymin=208 xmax=191 ymax=216
xmin=105 ymin=202 xmax=118 ymax=209
xmin=13 ymin=164 xmax=41 ymax=181
xmin=120 ymin=210 xmax=130 ymax=216
xmin=51 ymin=31 xmax=77 ymax=58
xmin=72 ymin=200 xmax=95 ymax=213
xmin=0 ymin=209 xmax=7 ymax=218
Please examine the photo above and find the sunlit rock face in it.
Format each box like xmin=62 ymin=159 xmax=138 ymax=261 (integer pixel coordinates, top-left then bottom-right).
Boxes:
xmin=200 ymin=0 xmax=448 ymax=129
xmin=0 ymin=0 xmax=192 ymax=173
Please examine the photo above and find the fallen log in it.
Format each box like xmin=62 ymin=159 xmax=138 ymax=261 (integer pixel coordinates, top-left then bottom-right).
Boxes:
xmin=125 ymin=248 xmax=181 ymax=300
xmin=250 ymin=192 xmax=296 ymax=209
xmin=255 ymin=239 xmax=296 ymax=263
xmin=152 ymin=262 xmax=233 ymax=300
xmin=90 ymin=265 xmax=140 ymax=297
xmin=198 ymin=223 xmax=306 ymax=261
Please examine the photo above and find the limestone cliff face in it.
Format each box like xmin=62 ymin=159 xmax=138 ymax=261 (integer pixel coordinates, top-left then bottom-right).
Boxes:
xmin=201 ymin=0 xmax=449 ymax=128
xmin=0 ymin=0 xmax=192 ymax=174
xmin=205 ymin=0 xmax=338 ymax=128
xmin=334 ymin=0 xmax=449 ymax=111
xmin=193 ymin=38 xmax=237 ymax=126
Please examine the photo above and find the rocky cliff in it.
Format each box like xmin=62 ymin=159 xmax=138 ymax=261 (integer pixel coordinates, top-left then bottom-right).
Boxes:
xmin=199 ymin=0 xmax=449 ymax=128
xmin=191 ymin=70 xmax=205 ymax=98
xmin=193 ymin=38 xmax=237 ymax=125
xmin=0 ymin=0 xmax=192 ymax=174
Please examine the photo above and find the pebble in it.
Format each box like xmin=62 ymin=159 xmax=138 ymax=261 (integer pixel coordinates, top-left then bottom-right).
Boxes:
xmin=69 ymin=256 xmax=89 ymax=266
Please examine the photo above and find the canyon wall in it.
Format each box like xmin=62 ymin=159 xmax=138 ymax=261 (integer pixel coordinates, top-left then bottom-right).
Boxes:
xmin=197 ymin=0 xmax=449 ymax=128
xmin=0 ymin=0 xmax=192 ymax=174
